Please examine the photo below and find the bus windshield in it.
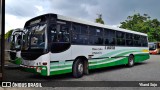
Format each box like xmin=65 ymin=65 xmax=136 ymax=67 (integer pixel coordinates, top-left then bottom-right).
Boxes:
xmin=149 ymin=43 xmax=156 ymax=50
xmin=23 ymin=24 xmax=46 ymax=49
xmin=10 ymin=31 xmax=23 ymax=50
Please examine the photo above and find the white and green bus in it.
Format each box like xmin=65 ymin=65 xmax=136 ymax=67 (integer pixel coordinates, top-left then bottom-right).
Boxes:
xmin=21 ymin=13 xmax=150 ymax=77
xmin=9 ymin=28 xmax=24 ymax=65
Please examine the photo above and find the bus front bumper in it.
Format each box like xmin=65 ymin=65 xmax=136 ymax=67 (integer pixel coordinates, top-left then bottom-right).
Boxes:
xmin=9 ymin=57 xmax=22 ymax=65
xmin=20 ymin=64 xmax=48 ymax=76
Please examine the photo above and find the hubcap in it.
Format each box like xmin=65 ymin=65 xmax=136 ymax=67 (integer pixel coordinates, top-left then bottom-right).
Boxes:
xmin=78 ymin=63 xmax=83 ymax=74
xmin=130 ymin=57 xmax=134 ymax=65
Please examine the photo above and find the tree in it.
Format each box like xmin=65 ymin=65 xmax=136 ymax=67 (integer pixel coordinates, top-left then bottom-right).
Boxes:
xmin=120 ymin=13 xmax=160 ymax=42
xmin=5 ymin=30 xmax=13 ymax=40
xmin=95 ymin=14 xmax=104 ymax=24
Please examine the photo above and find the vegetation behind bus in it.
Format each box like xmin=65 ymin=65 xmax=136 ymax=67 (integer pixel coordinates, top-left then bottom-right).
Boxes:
xmin=120 ymin=13 xmax=160 ymax=42
xmin=95 ymin=14 xmax=105 ymax=24
xmin=5 ymin=29 xmax=13 ymax=40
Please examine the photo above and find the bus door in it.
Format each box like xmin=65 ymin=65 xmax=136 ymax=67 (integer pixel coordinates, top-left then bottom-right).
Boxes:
xmin=50 ymin=21 xmax=71 ymax=65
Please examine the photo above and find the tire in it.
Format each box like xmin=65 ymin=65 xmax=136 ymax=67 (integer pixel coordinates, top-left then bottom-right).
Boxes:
xmin=10 ymin=52 xmax=16 ymax=60
xmin=128 ymin=55 xmax=134 ymax=67
xmin=73 ymin=59 xmax=84 ymax=78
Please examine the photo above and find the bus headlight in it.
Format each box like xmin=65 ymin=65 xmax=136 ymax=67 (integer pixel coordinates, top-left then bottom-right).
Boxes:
xmin=42 ymin=62 xmax=47 ymax=65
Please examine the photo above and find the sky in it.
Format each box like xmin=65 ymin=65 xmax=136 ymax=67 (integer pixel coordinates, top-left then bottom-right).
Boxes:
xmin=5 ymin=0 xmax=160 ymax=33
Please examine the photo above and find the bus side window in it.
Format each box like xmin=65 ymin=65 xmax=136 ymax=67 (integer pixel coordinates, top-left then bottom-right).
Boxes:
xmin=72 ymin=23 xmax=89 ymax=45
xmin=50 ymin=24 xmax=57 ymax=42
xmin=104 ymin=29 xmax=115 ymax=45
xmin=141 ymin=36 xmax=148 ymax=47
xmin=126 ymin=33 xmax=133 ymax=46
xmin=60 ymin=24 xmax=70 ymax=42
xmin=89 ymin=26 xmax=103 ymax=45
xmin=72 ymin=23 xmax=81 ymax=35
xmin=116 ymin=31 xmax=125 ymax=46
xmin=133 ymin=34 xmax=141 ymax=47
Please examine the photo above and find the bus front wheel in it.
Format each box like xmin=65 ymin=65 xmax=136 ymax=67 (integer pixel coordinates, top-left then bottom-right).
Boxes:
xmin=73 ymin=59 xmax=84 ymax=78
xmin=128 ymin=55 xmax=134 ymax=67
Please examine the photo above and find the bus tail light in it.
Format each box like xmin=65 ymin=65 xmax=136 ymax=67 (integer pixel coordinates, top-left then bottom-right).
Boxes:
xmin=42 ymin=62 xmax=47 ymax=65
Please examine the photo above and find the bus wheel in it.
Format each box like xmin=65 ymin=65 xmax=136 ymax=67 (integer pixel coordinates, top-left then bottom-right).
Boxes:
xmin=128 ymin=55 xmax=134 ymax=67
xmin=10 ymin=52 xmax=16 ymax=60
xmin=73 ymin=59 xmax=84 ymax=78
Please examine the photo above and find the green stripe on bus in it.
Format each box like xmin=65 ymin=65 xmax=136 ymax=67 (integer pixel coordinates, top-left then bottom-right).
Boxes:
xmin=50 ymin=68 xmax=72 ymax=75
xmin=99 ymin=49 xmax=141 ymax=58
xmin=50 ymin=64 xmax=72 ymax=69
xmin=22 ymin=67 xmax=37 ymax=73
xmin=10 ymin=57 xmax=22 ymax=65
xmin=89 ymin=50 xmax=140 ymax=64
xmin=95 ymin=57 xmax=128 ymax=69
xmin=134 ymin=53 xmax=150 ymax=62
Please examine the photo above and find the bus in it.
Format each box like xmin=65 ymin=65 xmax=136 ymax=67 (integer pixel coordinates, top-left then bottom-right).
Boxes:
xmin=149 ymin=42 xmax=160 ymax=54
xmin=9 ymin=28 xmax=24 ymax=65
xmin=21 ymin=13 xmax=150 ymax=77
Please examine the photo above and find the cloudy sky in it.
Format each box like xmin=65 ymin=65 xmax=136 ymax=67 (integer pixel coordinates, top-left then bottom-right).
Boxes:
xmin=5 ymin=0 xmax=160 ymax=33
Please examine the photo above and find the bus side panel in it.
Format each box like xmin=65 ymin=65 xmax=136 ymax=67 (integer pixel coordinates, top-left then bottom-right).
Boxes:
xmin=134 ymin=53 xmax=150 ymax=63
xmin=50 ymin=61 xmax=73 ymax=76
xmin=48 ymin=46 xmax=149 ymax=76
xmin=49 ymin=46 xmax=72 ymax=76
xmin=88 ymin=47 xmax=149 ymax=70
xmin=89 ymin=57 xmax=128 ymax=70
xmin=50 ymin=69 xmax=72 ymax=76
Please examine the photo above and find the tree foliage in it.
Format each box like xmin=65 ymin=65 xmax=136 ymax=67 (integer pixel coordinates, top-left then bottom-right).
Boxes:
xmin=5 ymin=30 xmax=13 ymax=39
xmin=120 ymin=13 xmax=160 ymax=42
xmin=95 ymin=14 xmax=104 ymax=24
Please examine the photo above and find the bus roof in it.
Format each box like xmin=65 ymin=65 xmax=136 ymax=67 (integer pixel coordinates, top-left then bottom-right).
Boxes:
xmin=12 ymin=28 xmax=23 ymax=33
xmin=25 ymin=13 xmax=147 ymax=36
xmin=57 ymin=14 xmax=147 ymax=36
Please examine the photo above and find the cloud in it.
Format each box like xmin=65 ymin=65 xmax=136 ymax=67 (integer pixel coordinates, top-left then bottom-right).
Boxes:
xmin=35 ymin=5 xmax=44 ymax=12
xmin=6 ymin=0 xmax=37 ymax=17
xmin=5 ymin=14 xmax=30 ymax=31
xmin=5 ymin=0 xmax=160 ymax=33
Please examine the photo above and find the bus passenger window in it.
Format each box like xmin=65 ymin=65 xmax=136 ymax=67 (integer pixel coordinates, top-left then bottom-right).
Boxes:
xmin=88 ymin=26 xmax=103 ymax=45
xmin=133 ymin=34 xmax=141 ymax=47
xmin=50 ymin=24 xmax=70 ymax=43
xmin=104 ymin=29 xmax=115 ymax=45
xmin=81 ymin=25 xmax=88 ymax=35
xmin=141 ymin=36 xmax=148 ymax=47
xmin=58 ymin=24 xmax=70 ymax=42
xmin=126 ymin=33 xmax=133 ymax=46
xmin=116 ymin=31 xmax=125 ymax=46
xmin=72 ymin=23 xmax=89 ymax=45
xmin=72 ymin=24 xmax=81 ymax=34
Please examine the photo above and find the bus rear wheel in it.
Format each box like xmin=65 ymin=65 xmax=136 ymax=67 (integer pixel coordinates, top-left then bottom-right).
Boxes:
xmin=128 ymin=55 xmax=134 ymax=67
xmin=73 ymin=59 xmax=84 ymax=78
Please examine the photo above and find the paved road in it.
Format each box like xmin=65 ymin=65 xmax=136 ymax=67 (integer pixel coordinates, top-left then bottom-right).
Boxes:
xmin=3 ymin=55 xmax=160 ymax=89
